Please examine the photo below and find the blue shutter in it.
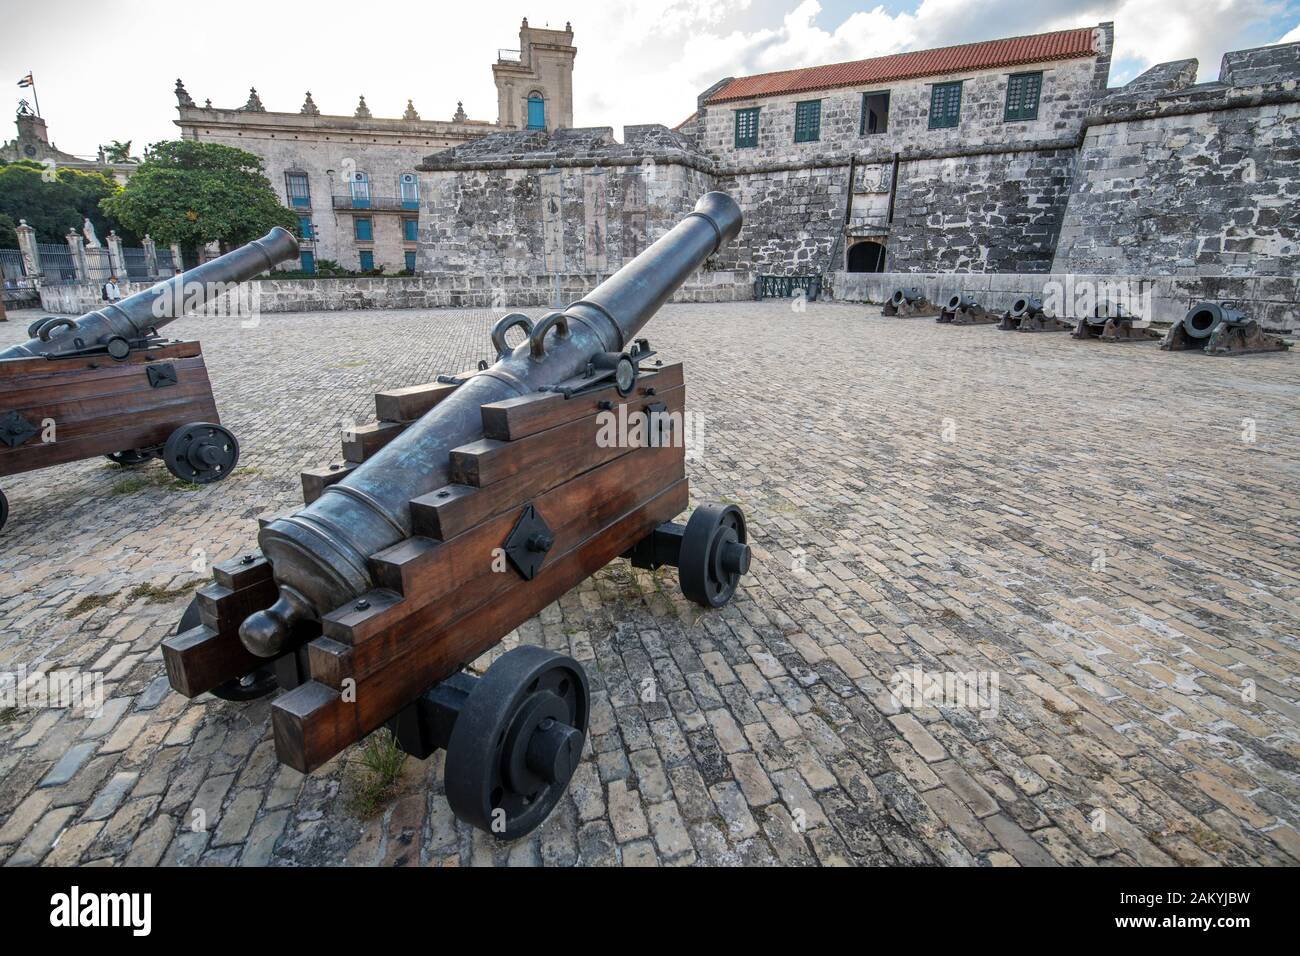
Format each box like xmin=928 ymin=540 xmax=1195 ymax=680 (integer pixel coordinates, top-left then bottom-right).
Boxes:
xmin=527 ymin=94 xmax=545 ymax=129
xmin=359 ymin=251 xmax=374 ymax=271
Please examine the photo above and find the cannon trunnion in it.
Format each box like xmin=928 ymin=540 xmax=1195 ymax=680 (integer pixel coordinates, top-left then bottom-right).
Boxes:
xmin=161 ymin=193 xmax=753 ymax=839
xmin=0 ymin=227 xmax=299 ymax=534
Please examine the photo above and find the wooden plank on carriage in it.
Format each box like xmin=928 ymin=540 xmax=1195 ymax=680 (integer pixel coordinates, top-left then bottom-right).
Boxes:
xmin=373 ymin=369 xmax=478 ymax=423
xmin=479 ymin=363 xmax=684 ymax=441
xmin=162 ymin=623 xmax=267 ymax=699
xmin=162 ymin=555 xmax=278 ymax=698
xmin=356 ymin=442 xmax=685 ymax=637
xmin=301 ymin=462 xmax=357 ymax=504
xmin=449 ymin=384 xmax=684 ymax=487
xmin=0 ymin=341 xmax=203 ymax=382
xmin=211 ymin=552 xmax=273 ymax=591
xmin=342 ymin=421 xmax=406 ymax=464
xmin=412 ymin=385 xmax=686 ymax=540
xmin=273 ymin=478 xmax=690 ymax=772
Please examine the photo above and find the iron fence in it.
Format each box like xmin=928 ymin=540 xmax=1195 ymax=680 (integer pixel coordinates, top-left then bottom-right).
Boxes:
xmin=756 ymin=274 xmax=822 ymax=300
xmin=1 ymin=248 xmax=38 ymax=306
xmin=36 ymin=243 xmax=78 ymax=283
xmin=123 ymin=247 xmax=150 ymax=280
xmin=156 ymin=248 xmax=176 ymax=276
xmin=332 ymin=194 xmax=421 ymax=212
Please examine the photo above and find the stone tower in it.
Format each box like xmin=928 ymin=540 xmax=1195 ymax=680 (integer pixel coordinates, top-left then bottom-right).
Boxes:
xmin=492 ymin=18 xmax=576 ymax=132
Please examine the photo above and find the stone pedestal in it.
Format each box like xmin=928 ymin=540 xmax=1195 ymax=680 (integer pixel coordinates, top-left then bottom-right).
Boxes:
xmin=142 ymin=235 xmax=159 ymax=277
xmin=65 ymin=230 xmax=88 ymax=280
xmin=106 ymin=231 xmax=127 ymax=280
xmin=15 ymin=220 xmax=41 ymax=282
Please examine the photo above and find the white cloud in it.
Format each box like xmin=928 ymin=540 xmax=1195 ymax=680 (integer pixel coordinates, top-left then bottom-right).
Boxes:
xmin=1278 ymin=22 xmax=1300 ymax=42
xmin=1 ymin=0 xmax=1291 ymax=155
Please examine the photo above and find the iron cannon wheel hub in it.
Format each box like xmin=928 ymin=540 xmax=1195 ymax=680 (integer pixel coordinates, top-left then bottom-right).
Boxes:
xmin=679 ymin=503 xmax=749 ymax=608
xmin=163 ymin=422 xmax=240 ymax=484
xmin=444 ymin=646 xmax=589 ymax=840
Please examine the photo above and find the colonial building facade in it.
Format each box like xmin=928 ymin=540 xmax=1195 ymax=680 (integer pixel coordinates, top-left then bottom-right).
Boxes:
xmin=172 ymin=18 xmax=576 ymax=273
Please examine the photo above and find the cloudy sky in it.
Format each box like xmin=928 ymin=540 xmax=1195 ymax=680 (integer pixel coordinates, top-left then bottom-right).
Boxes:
xmin=4 ymin=0 xmax=1299 ymax=158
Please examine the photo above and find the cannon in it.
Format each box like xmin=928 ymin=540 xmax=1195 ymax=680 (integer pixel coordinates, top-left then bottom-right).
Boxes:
xmin=161 ymin=193 xmax=754 ymax=839
xmin=0 ymin=228 xmax=299 ymax=533
xmin=937 ymin=295 xmax=996 ymax=326
xmin=881 ymin=287 xmax=940 ymax=318
xmin=994 ymin=296 xmax=1071 ymax=333
xmin=1071 ymin=303 xmax=1161 ymax=343
xmin=1160 ymin=302 xmax=1289 ymax=356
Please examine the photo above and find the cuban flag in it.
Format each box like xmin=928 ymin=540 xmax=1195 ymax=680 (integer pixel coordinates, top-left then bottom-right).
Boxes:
xmin=17 ymin=73 xmax=33 ymax=88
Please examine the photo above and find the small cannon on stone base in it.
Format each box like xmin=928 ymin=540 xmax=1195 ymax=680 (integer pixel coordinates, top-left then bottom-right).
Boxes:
xmin=882 ymin=287 xmax=940 ymax=318
xmin=995 ymin=297 xmax=1071 ymax=333
xmin=1161 ymin=302 xmax=1290 ymax=356
xmin=0 ymin=228 xmax=299 ymax=534
xmin=160 ymin=194 xmax=753 ymax=840
xmin=937 ymin=295 xmax=996 ymax=325
xmin=1071 ymin=304 xmax=1161 ymax=343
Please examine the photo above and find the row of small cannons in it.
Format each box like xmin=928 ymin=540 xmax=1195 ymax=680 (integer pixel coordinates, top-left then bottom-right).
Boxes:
xmin=881 ymin=288 xmax=1290 ymax=356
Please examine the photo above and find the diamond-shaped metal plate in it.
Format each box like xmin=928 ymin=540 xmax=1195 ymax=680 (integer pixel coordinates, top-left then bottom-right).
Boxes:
xmin=0 ymin=410 xmax=38 ymax=449
xmin=147 ymin=363 xmax=177 ymax=388
xmin=503 ymin=504 xmax=554 ymax=581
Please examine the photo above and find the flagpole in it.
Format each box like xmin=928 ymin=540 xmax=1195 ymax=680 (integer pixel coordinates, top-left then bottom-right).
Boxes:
xmin=29 ymin=72 xmax=41 ymax=117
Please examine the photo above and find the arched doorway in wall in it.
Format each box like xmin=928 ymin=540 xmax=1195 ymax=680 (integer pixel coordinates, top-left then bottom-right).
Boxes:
xmin=847 ymin=239 xmax=887 ymax=272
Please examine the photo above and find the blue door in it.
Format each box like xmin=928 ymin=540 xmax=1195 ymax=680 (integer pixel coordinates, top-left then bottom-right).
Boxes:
xmin=299 ymin=251 xmax=316 ymax=275
xmin=527 ymin=94 xmax=545 ymax=130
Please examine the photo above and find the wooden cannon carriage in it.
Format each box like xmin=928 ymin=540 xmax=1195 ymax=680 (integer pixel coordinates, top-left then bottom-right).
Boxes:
xmin=161 ymin=194 xmax=753 ymax=839
xmin=0 ymin=228 xmax=299 ymax=534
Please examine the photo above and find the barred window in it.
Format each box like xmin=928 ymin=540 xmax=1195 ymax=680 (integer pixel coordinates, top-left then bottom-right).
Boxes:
xmin=734 ymin=108 xmax=759 ymax=148
xmin=929 ymin=81 xmax=963 ymax=130
xmin=285 ymin=171 xmax=310 ymax=207
xmin=793 ymin=100 xmax=821 ymax=143
xmin=1005 ymin=71 xmax=1042 ymax=122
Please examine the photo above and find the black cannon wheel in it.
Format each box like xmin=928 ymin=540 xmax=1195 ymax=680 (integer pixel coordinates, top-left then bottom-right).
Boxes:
xmin=163 ymin=423 xmax=240 ymax=484
xmin=0 ymin=487 xmax=8 ymax=534
xmin=176 ymin=598 xmax=278 ymax=702
xmin=444 ymin=646 xmax=589 ymax=840
xmin=105 ymin=449 xmax=155 ymax=467
xmin=679 ymin=503 xmax=751 ymax=608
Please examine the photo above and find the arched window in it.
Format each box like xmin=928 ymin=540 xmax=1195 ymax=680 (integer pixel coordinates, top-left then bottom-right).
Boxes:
xmin=847 ymin=240 xmax=886 ymax=273
xmin=527 ymin=92 xmax=545 ymax=130
xmin=349 ymin=171 xmax=370 ymax=209
xmin=399 ymin=172 xmax=419 ymax=209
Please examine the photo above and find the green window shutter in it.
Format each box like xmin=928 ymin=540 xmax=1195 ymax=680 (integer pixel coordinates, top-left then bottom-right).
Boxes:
xmin=928 ymin=81 xmax=963 ymax=130
xmin=354 ymin=217 xmax=373 ymax=242
xmin=402 ymin=218 xmax=419 ymax=242
xmin=734 ymin=108 xmax=759 ymax=148
xmin=1004 ymin=71 xmax=1042 ymax=122
xmin=794 ymin=100 xmax=821 ymax=143
xmin=359 ymin=250 xmax=374 ymax=271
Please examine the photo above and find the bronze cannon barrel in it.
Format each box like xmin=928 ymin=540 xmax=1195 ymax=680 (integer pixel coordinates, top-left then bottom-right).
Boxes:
xmin=241 ymin=191 xmax=744 ymax=656
xmin=0 ymin=227 xmax=299 ymax=360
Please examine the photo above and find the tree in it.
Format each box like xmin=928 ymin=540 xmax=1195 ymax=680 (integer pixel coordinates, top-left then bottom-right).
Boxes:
xmin=101 ymin=141 xmax=298 ymax=254
xmin=0 ymin=160 xmax=128 ymax=244
xmin=0 ymin=213 xmax=16 ymax=248
xmin=103 ymin=140 xmax=137 ymax=163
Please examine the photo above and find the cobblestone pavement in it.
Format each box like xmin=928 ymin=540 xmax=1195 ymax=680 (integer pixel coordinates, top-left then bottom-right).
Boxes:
xmin=1 ymin=300 xmax=1297 ymax=867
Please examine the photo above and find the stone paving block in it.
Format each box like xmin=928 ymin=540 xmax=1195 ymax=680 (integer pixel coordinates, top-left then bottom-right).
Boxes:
xmin=0 ymin=302 xmax=1295 ymax=868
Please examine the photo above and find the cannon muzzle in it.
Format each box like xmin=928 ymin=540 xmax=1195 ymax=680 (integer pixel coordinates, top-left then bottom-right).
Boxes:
xmin=0 ymin=227 xmax=299 ymax=361
xmin=240 ymin=192 xmax=743 ymax=656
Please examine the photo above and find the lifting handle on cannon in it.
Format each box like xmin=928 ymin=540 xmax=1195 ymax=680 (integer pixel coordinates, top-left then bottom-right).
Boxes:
xmin=529 ymin=311 xmax=571 ymax=360
xmin=491 ymin=313 xmax=535 ymax=358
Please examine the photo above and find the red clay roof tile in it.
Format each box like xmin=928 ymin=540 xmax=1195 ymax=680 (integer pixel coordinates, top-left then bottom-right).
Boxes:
xmin=705 ymin=26 xmax=1097 ymax=104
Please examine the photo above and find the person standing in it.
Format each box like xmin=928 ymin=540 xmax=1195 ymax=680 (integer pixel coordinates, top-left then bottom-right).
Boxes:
xmin=103 ymin=275 xmax=122 ymax=303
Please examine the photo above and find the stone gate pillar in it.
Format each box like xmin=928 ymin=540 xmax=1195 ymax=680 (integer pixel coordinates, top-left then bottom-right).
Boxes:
xmin=142 ymin=234 xmax=158 ymax=277
xmin=106 ymin=230 xmax=127 ymax=280
xmin=65 ymin=230 xmax=88 ymax=280
xmin=15 ymin=220 xmax=41 ymax=282
xmin=170 ymin=242 xmax=184 ymax=275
